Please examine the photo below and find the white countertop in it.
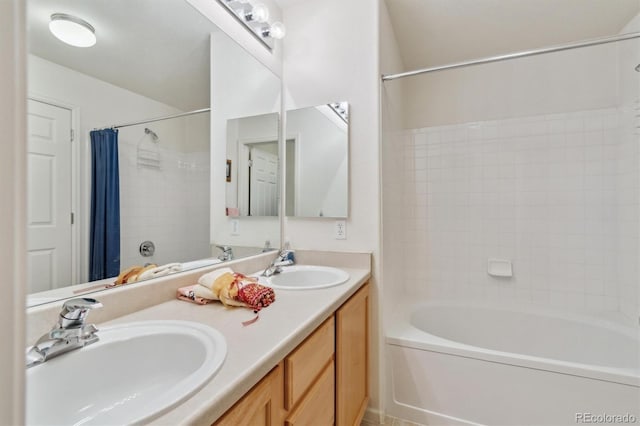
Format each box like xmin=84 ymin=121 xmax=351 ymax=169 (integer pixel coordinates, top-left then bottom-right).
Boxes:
xmin=102 ymin=266 xmax=370 ymax=425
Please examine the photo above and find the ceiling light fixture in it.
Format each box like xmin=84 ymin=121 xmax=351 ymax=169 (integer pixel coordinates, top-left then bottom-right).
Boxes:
xmin=49 ymin=13 xmax=96 ymax=48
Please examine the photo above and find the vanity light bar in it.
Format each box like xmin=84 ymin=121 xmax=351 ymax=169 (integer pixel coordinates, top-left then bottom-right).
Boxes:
xmin=329 ymin=102 xmax=349 ymax=123
xmin=216 ymin=0 xmax=286 ymax=51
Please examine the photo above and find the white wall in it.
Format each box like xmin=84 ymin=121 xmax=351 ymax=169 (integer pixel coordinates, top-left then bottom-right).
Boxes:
xmin=282 ymin=0 xmax=379 ymax=254
xmin=402 ymin=42 xmax=620 ymax=129
xmin=28 ymin=55 xmax=211 ymax=282
xmin=0 ymin=0 xmax=26 ymax=422
xmin=616 ymin=15 xmax=640 ymax=322
xmin=286 ymin=106 xmax=348 ymax=217
xmin=211 ymin=32 xmax=281 ymax=248
xmin=379 ymin=0 xmax=405 ymax=422
xmin=380 ymin=0 xmax=406 ymax=308
xmin=281 ymin=0 xmax=381 ymax=415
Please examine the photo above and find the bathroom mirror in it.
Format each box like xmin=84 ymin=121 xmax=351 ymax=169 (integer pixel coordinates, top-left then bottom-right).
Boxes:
xmin=25 ymin=0 xmax=281 ymax=307
xmin=211 ymin=31 xmax=281 ymax=250
xmin=225 ymin=113 xmax=280 ymax=217
xmin=285 ymin=102 xmax=349 ymax=218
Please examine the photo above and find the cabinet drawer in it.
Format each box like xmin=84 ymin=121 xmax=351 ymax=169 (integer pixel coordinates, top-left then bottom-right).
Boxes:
xmin=285 ymin=360 xmax=334 ymax=426
xmin=285 ymin=316 xmax=334 ymax=410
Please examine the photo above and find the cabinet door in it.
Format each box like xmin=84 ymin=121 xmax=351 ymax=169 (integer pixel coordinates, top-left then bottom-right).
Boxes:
xmin=285 ymin=361 xmax=335 ymax=426
xmin=336 ymin=283 xmax=369 ymax=426
xmin=285 ymin=316 xmax=334 ymax=410
xmin=214 ymin=362 xmax=284 ymax=426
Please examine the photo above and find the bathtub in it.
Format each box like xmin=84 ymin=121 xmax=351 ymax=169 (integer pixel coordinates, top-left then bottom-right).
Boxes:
xmin=385 ymin=302 xmax=640 ymax=425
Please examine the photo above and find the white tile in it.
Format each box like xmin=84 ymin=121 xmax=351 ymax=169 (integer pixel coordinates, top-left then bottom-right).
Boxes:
xmin=389 ymin=107 xmax=636 ymax=317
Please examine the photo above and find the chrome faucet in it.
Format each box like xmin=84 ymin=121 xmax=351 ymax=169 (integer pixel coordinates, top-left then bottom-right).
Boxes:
xmin=216 ymin=245 xmax=234 ymax=261
xmin=26 ymin=298 xmax=102 ymax=368
xmin=262 ymin=249 xmax=295 ymax=277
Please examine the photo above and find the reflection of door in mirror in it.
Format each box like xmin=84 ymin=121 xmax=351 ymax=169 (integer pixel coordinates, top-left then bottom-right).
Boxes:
xmin=237 ymin=141 xmax=278 ymax=216
xmin=226 ymin=112 xmax=280 ymax=218
xmin=249 ymin=146 xmax=278 ymax=216
xmin=27 ymin=99 xmax=74 ymax=293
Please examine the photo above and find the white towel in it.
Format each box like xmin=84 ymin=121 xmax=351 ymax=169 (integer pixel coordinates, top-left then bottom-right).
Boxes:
xmin=194 ymin=285 xmax=218 ymax=300
xmin=197 ymin=267 xmax=234 ymax=290
xmin=137 ymin=263 xmax=183 ymax=281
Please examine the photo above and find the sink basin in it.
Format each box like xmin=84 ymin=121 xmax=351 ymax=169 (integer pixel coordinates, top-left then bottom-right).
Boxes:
xmin=260 ymin=265 xmax=350 ymax=290
xmin=26 ymin=320 xmax=226 ymax=426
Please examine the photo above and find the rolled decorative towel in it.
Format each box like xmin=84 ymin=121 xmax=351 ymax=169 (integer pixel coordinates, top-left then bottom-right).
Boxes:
xmin=195 ymin=268 xmax=276 ymax=311
xmin=217 ymin=272 xmax=275 ymax=311
xmin=177 ymin=285 xmax=214 ymax=305
xmin=236 ymin=280 xmax=276 ymax=311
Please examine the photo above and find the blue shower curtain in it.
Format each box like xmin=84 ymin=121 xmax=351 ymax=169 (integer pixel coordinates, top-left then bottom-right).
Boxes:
xmin=89 ymin=129 xmax=120 ymax=281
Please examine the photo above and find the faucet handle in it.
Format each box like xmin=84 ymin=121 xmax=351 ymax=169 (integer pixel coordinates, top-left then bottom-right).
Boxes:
xmin=59 ymin=298 xmax=103 ymax=328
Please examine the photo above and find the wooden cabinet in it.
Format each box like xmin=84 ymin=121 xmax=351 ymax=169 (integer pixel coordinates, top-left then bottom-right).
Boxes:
xmin=213 ymin=362 xmax=284 ymax=426
xmin=284 ymin=316 xmax=335 ymax=425
xmin=214 ymin=282 xmax=369 ymax=426
xmin=284 ymin=316 xmax=334 ymax=410
xmin=285 ymin=361 xmax=335 ymax=426
xmin=336 ymin=283 xmax=369 ymax=426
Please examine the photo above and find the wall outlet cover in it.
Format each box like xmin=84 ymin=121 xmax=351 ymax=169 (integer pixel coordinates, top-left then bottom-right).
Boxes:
xmin=335 ymin=220 xmax=346 ymax=240
xmin=231 ymin=219 xmax=239 ymax=235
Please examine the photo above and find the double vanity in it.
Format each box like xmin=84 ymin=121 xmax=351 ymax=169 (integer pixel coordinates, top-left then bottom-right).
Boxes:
xmin=25 ymin=250 xmax=371 ymax=425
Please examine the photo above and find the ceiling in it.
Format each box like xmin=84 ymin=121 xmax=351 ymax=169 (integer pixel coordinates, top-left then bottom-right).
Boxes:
xmin=28 ymin=0 xmax=640 ymax=106
xmin=28 ymin=0 xmax=220 ymax=111
xmin=385 ymin=0 xmax=640 ymax=71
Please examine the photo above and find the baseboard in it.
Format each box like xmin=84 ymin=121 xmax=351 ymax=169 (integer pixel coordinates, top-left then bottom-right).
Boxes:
xmin=363 ymin=407 xmax=385 ymax=425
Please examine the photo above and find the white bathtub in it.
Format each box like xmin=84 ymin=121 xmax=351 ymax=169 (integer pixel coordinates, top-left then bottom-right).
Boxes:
xmin=385 ymin=302 xmax=640 ymax=426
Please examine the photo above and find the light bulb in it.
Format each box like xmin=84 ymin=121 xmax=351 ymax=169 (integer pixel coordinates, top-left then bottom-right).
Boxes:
xmin=268 ymin=21 xmax=286 ymax=39
xmin=49 ymin=13 xmax=96 ymax=47
xmin=251 ymin=3 xmax=270 ymax=23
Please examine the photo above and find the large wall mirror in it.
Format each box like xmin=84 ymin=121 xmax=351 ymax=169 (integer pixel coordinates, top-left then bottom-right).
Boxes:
xmin=212 ymin=32 xmax=281 ymax=251
xmin=285 ymin=102 xmax=349 ymax=218
xmin=26 ymin=0 xmax=281 ymax=307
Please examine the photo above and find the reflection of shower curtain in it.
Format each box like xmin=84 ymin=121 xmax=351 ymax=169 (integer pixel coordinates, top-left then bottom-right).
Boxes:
xmin=89 ymin=129 xmax=120 ymax=281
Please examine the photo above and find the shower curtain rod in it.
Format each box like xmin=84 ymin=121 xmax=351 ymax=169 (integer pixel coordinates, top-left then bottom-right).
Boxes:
xmin=96 ymin=107 xmax=211 ymax=130
xmin=382 ymin=32 xmax=640 ymax=81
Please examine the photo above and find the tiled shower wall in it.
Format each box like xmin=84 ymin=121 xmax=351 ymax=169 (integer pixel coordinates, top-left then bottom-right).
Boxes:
xmin=396 ymin=107 xmax=638 ymax=323
xmin=118 ymin=138 xmax=211 ymax=270
xmin=617 ymin=102 xmax=640 ymax=322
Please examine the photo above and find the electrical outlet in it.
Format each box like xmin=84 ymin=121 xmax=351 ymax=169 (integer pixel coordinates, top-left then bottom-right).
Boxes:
xmin=335 ymin=220 xmax=346 ymax=240
xmin=231 ymin=219 xmax=239 ymax=235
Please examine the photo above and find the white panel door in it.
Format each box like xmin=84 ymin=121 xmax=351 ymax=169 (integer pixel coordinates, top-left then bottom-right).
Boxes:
xmin=27 ymin=99 xmax=73 ymax=293
xmin=249 ymin=147 xmax=278 ymax=216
